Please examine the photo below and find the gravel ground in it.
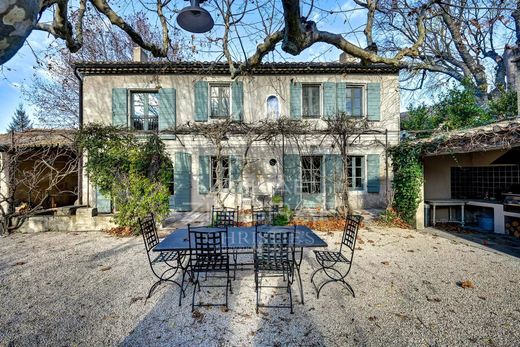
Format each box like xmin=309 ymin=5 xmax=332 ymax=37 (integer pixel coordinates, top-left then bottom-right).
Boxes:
xmin=1 ymin=224 xmax=520 ymax=346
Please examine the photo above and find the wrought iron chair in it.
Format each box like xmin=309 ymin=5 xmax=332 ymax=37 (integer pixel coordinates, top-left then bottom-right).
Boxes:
xmin=211 ymin=205 xmax=239 ymax=227
xmin=311 ymin=214 xmax=363 ymax=299
xmin=254 ymin=225 xmax=296 ymax=314
xmin=252 ymin=205 xmax=279 ymax=226
xmin=185 ymin=225 xmax=233 ymax=312
xmin=139 ymin=213 xmax=185 ymax=305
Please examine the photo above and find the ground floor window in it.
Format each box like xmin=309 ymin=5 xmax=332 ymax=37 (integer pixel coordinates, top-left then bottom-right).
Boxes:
xmin=301 ymin=156 xmax=322 ymax=193
xmin=347 ymin=156 xmax=364 ymax=190
xmin=211 ymin=156 xmax=230 ymax=190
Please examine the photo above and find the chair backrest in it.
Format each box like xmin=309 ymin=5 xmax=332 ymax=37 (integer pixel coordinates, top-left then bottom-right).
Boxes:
xmin=211 ymin=205 xmax=238 ymax=227
xmin=340 ymin=214 xmax=363 ymax=253
xmin=255 ymin=225 xmax=295 ymax=265
xmin=188 ymin=225 xmax=228 ymax=259
xmin=140 ymin=213 xmax=159 ymax=253
xmin=252 ymin=205 xmax=279 ymax=226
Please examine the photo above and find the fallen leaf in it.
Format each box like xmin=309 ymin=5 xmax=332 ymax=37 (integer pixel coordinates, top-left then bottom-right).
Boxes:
xmin=407 ymin=250 xmax=414 ymax=253
xmin=426 ymin=296 xmax=441 ymax=303
xmin=368 ymin=240 xmax=375 ymax=244
xmin=130 ymin=297 xmax=143 ymax=304
xmin=192 ymin=310 xmax=204 ymax=321
xmin=456 ymin=280 xmax=475 ymax=289
xmin=381 ymin=261 xmax=390 ymax=265
xmin=368 ymin=316 xmax=377 ymax=321
xmin=13 ymin=261 xmax=26 ymax=266
xmin=100 ymin=266 xmax=112 ymax=271
xmin=478 ymin=296 xmax=487 ymax=300
xmin=394 ymin=313 xmax=408 ymax=320
xmin=220 ymin=306 xmax=229 ymax=313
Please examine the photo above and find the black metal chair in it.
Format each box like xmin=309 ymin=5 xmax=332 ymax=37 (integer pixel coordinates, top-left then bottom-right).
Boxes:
xmin=252 ymin=205 xmax=279 ymax=226
xmin=254 ymin=225 xmax=296 ymax=314
xmin=311 ymin=215 xmax=363 ymax=299
xmin=211 ymin=205 xmax=239 ymax=227
xmin=139 ymin=213 xmax=185 ymax=305
xmin=185 ymin=225 xmax=233 ymax=312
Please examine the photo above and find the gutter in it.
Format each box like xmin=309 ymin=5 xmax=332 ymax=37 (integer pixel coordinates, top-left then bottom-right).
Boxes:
xmin=74 ymin=66 xmax=85 ymax=206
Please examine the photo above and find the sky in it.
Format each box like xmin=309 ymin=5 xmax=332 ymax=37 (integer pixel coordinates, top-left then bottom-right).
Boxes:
xmin=0 ymin=1 xmax=404 ymax=133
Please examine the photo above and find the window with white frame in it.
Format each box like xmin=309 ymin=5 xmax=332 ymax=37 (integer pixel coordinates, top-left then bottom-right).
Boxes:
xmin=301 ymin=156 xmax=322 ymax=194
xmin=131 ymin=92 xmax=159 ymax=131
xmin=302 ymin=84 xmax=321 ymax=117
xmin=266 ymin=95 xmax=280 ymax=119
xmin=347 ymin=156 xmax=364 ymax=190
xmin=345 ymin=86 xmax=363 ymax=117
xmin=211 ymin=156 xmax=230 ymax=190
xmin=210 ymin=84 xmax=230 ymax=118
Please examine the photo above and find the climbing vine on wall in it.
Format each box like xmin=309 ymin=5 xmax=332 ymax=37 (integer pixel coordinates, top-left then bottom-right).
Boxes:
xmin=389 ymin=143 xmax=424 ymax=225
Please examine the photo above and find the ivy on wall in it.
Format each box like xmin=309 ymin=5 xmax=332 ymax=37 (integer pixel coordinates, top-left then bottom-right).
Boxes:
xmin=77 ymin=124 xmax=173 ymax=234
xmin=389 ymin=143 xmax=424 ymax=225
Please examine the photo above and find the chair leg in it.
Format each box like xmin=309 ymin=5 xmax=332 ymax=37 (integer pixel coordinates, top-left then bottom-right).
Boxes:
xmin=147 ymin=280 xmax=162 ymax=299
xmin=288 ymin=275 xmax=294 ymax=314
xmin=179 ymin=268 xmax=187 ymax=307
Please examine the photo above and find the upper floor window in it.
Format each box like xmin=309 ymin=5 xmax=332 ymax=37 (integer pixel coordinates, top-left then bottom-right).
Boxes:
xmin=131 ymin=92 xmax=159 ymax=131
xmin=302 ymin=84 xmax=321 ymax=118
xmin=347 ymin=156 xmax=364 ymax=190
xmin=266 ymin=95 xmax=280 ymax=119
xmin=210 ymin=84 xmax=230 ymax=118
xmin=301 ymin=155 xmax=322 ymax=194
xmin=211 ymin=156 xmax=230 ymax=190
xmin=345 ymin=86 xmax=363 ymax=117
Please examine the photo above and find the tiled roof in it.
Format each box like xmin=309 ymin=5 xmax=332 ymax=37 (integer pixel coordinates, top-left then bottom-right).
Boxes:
xmin=0 ymin=129 xmax=76 ymax=151
xmin=74 ymin=61 xmax=400 ymax=76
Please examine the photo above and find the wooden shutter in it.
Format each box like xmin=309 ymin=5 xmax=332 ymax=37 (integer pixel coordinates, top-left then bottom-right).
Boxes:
xmin=194 ymin=81 xmax=208 ymax=121
xmin=290 ymin=82 xmax=302 ymax=120
xmin=367 ymin=154 xmax=380 ymax=193
xmin=230 ymin=155 xmax=242 ymax=193
xmin=96 ymin=188 xmax=112 ymax=213
xmin=336 ymin=82 xmax=346 ymax=114
xmin=112 ymin=88 xmax=128 ymax=126
xmin=323 ymin=82 xmax=337 ymax=119
xmin=231 ymin=81 xmax=244 ymax=121
xmin=325 ymin=154 xmax=342 ymax=210
xmin=283 ymin=154 xmax=301 ymax=209
xmin=159 ymin=88 xmax=176 ymax=140
xmin=198 ymin=155 xmax=210 ymax=194
xmin=367 ymin=83 xmax=381 ymax=121
xmin=173 ymin=152 xmax=192 ymax=211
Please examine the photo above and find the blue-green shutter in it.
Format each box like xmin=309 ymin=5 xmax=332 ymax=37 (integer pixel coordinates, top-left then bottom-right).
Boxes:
xmin=198 ymin=155 xmax=210 ymax=194
xmin=336 ymin=82 xmax=346 ymax=114
xmin=290 ymin=82 xmax=302 ymax=120
xmin=367 ymin=83 xmax=381 ymax=121
xmin=112 ymin=88 xmax=128 ymax=126
xmin=230 ymin=155 xmax=242 ymax=193
xmin=96 ymin=188 xmax=112 ymax=214
xmin=173 ymin=152 xmax=192 ymax=211
xmin=159 ymin=88 xmax=176 ymax=140
xmin=323 ymin=82 xmax=337 ymax=118
xmin=194 ymin=81 xmax=208 ymax=121
xmin=231 ymin=81 xmax=244 ymax=121
xmin=367 ymin=154 xmax=380 ymax=193
xmin=325 ymin=154 xmax=342 ymax=210
xmin=283 ymin=154 xmax=301 ymax=209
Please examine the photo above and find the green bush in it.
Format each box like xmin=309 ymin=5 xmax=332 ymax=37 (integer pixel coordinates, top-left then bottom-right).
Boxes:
xmin=78 ymin=125 xmax=173 ymax=234
xmin=273 ymin=205 xmax=294 ymax=226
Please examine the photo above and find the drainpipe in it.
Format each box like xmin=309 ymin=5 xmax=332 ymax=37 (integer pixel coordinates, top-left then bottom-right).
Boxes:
xmin=74 ymin=66 xmax=85 ymax=206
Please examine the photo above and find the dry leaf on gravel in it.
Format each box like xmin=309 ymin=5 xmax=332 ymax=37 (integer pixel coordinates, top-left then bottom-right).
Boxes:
xmin=381 ymin=261 xmax=390 ymax=265
xmin=13 ymin=261 xmax=26 ymax=266
xmin=100 ymin=266 xmax=112 ymax=271
xmin=220 ymin=306 xmax=229 ymax=313
xmin=368 ymin=316 xmax=377 ymax=321
xmin=426 ymin=296 xmax=441 ymax=303
xmin=457 ymin=280 xmax=475 ymax=289
xmin=192 ymin=310 xmax=204 ymax=321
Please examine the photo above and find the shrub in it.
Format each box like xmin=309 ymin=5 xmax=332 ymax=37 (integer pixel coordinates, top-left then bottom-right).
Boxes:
xmin=273 ymin=205 xmax=294 ymax=226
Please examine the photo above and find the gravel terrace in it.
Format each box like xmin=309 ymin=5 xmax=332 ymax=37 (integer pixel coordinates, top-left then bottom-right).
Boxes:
xmin=1 ymin=224 xmax=519 ymax=346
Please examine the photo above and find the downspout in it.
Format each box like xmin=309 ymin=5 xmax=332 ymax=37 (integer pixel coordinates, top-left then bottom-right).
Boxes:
xmin=73 ymin=66 xmax=85 ymax=206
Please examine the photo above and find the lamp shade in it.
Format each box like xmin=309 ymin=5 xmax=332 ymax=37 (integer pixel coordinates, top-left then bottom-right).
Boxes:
xmin=177 ymin=3 xmax=214 ymax=33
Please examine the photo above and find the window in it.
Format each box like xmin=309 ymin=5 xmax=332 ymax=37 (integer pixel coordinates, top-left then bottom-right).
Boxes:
xmin=211 ymin=156 xmax=230 ymax=190
xmin=210 ymin=84 xmax=230 ymax=118
xmin=266 ymin=95 xmax=280 ymax=119
xmin=347 ymin=156 xmax=364 ymax=190
xmin=302 ymin=84 xmax=321 ymax=117
xmin=345 ymin=86 xmax=363 ymax=117
xmin=301 ymin=156 xmax=322 ymax=194
xmin=131 ymin=92 xmax=159 ymax=131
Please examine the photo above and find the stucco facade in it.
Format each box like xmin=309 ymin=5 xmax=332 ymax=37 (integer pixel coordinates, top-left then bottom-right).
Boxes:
xmin=77 ymin=62 xmax=400 ymax=212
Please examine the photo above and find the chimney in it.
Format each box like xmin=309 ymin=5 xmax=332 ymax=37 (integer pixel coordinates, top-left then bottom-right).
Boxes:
xmin=339 ymin=52 xmax=360 ymax=64
xmin=133 ymin=46 xmax=148 ymax=62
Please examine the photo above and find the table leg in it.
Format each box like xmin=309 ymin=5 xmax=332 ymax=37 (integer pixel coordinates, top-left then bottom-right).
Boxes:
xmin=295 ymin=247 xmax=304 ymax=305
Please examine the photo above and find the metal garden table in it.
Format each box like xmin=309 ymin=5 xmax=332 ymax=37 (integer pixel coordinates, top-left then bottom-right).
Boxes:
xmin=154 ymin=225 xmax=328 ymax=304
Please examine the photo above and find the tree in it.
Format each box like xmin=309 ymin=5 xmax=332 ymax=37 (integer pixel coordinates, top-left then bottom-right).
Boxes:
xmin=7 ymin=103 xmax=32 ymax=132
xmin=23 ymin=10 xmax=188 ymax=128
